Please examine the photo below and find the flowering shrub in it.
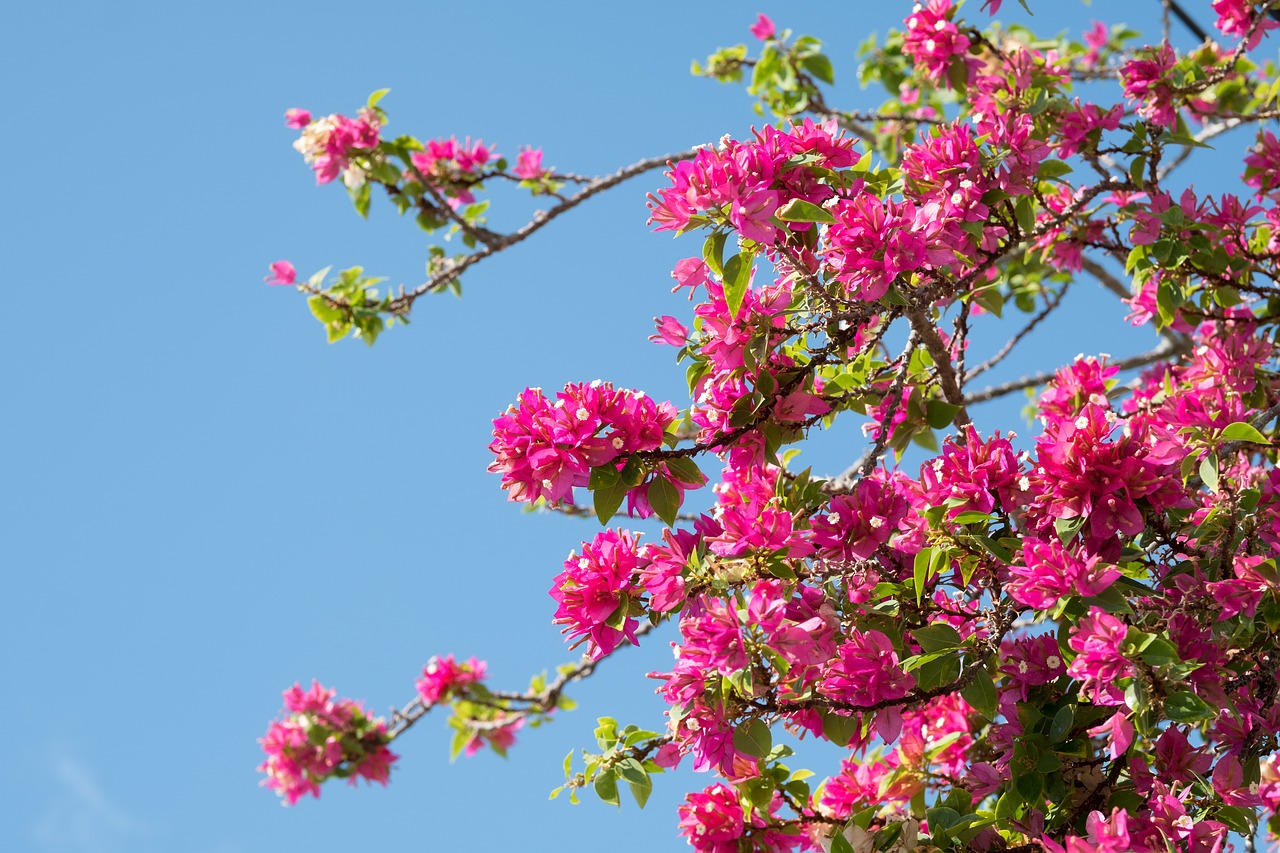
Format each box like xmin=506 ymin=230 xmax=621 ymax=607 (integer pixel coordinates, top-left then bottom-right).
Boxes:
xmin=261 ymin=3 xmax=1280 ymax=853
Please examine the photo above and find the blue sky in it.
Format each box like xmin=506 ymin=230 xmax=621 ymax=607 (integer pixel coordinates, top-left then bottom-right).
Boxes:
xmin=0 ymin=2 xmax=1227 ymax=851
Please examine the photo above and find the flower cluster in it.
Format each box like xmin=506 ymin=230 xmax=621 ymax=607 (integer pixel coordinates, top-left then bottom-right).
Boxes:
xmin=289 ymin=108 xmax=382 ymax=188
xmin=416 ymin=654 xmax=487 ymax=704
xmin=258 ymin=681 xmax=397 ymax=805
xmin=487 ymin=381 xmax=679 ymax=505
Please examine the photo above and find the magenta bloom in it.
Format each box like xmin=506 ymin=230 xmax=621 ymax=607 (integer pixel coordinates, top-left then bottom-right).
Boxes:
xmin=550 ymin=529 xmax=643 ymax=658
xmin=1212 ymin=0 xmax=1279 ymax=49
xmin=748 ymin=13 xmax=775 ymax=41
xmin=902 ymin=0 xmax=971 ymax=84
xmin=258 ymin=681 xmax=398 ymax=805
xmin=1067 ymin=606 xmax=1133 ymax=705
xmin=264 ymin=260 xmax=297 ymax=286
xmin=1121 ymin=45 xmax=1177 ymax=128
xmin=819 ymin=629 xmax=915 ymax=707
xmin=415 ymin=654 xmax=487 ymax=704
xmin=678 ymin=783 xmax=746 ymax=853
xmin=512 ymin=146 xmax=547 ymax=180
xmin=284 ymin=108 xmax=311 ymax=129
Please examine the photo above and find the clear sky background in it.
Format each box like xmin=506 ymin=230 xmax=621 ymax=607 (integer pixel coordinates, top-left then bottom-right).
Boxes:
xmin=0 ymin=2 xmax=1230 ymax=852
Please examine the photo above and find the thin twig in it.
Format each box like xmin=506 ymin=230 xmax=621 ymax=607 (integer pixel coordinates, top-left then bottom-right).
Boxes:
xmin=962 ymin=338 xmax=1188 ymax=405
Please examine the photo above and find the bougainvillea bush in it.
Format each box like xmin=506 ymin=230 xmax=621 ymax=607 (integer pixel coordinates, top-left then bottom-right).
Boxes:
xmin=260 ymin=2 xmax=1280 ymax=851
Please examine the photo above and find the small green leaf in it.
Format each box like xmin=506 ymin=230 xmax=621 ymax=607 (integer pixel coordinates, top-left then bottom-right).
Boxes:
xmin=801 ymin=53 xmax=835 ymax=85
xmin=628 ymin=775 xmax=652 ymax=809
xmin=1049 ymin=705 xmax=1075 ymax=743
xmin=703 ymin=231 xmax=728 ymax=277
xmin=593 ymin=769 xmax=620 ymax=806
xmin=913 ymin=623 xmax=962 ymax=653
xmin=733 ymin=719 xmax=773 ymax=758
xmin=925 ymin=400 xmax=962 ymax=430
xmin=1015 ymin=197 xmax=1036 ymax=235
xmin=960 ymin=665 xmax=998 ymax=719
xmin=593 ymin=480 xmax=629 ymax=524
xmin=647 ymin=476 xmax=681 ymax=527
xmin=926 ymin=807 xmax=963 ymax=833
xmin=776 ymin=198 xmax=836 ymax=224
xmin=367 ymin=87 xmax=391 ymax=108
xmin=722 ymin=252 xmax=754 ymax=319
xmin=1221 ymin=421 xmax=1268 ymax=444
xmin=1200 ymin=454 xmax=1220 ymax=493
xmin=1014 ymin=770 xmax=1043 ymax=803
xmin=353 ymin=181 xmax=371 ymax=218
xmin=822 ymin=711 xmax=859 ymax=747
xmin=664 ymin=456 xmax=706 ymax=488
xmin=913 ymin=548 xmax=931 ymax=608
xmin=1165 ymin=690 xmax=1213 ymax=723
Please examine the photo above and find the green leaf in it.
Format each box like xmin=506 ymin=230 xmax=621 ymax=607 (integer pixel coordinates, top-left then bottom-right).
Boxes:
xmin=593 ymin=769 xmax=620 ymax=806
xmin=367 ymin=87 xmax=391 ymax=108
xmin=1200 ymin=454 xmax=1220 ymax=493
xmin=776 ymin=198 xmax=836 ymax=224
xmin=913 ymin=623 xmax=962 ymax=653
xmin=733 ymin=719 xmax=773 ymax=758
xmin=925 ymin=400 xmax=961 ymax=430
xmin=1054 ymin=515 xmax=1084 ymax=545
xmin=1165 ymin=690 xmax=1214 ymax=723
xmin=1015 ymin=197 xmax=1036 ymax=235
xmin=950 ymin=510 xmax=991 ymax=525
xmin=801 ymin=53 xmax=835 ymax=85
xmin=722 ymin=252 xmax=754 ymax=319
xmin=353 ymin=181 xmax=371 ymax=219
xmin=664 ymin=456 xmax=706 ymax=488
xmin=913 ymin=548 xmax=931 ymax=608
xmin=1014 ymin=770 xmax=1043 ymax=803
xmin=647 ymin=476 xmax=681 ymax=527
xmin=1049 ymin=705 xmax=1075 ymax=743
xmin=1036 ymin=160 xmax=1073 ymax=180
xmin=593 ymin=480 xmax=629 ymax=524
xmin=1140 ymin=637 xmax=1182 ymax=667
xmin=616 ymin=757 xmax=648 ymax=786
xmin=822 ymin=711 xmax=859 ymax=747
xmin=927 ymin=807 xmax=963 ymax=833
xmin=627 ymin=774 xmax=652 ymax=809
xmin=960 ymin=665 xmax=998 ymax=719
xmin=703 ymin=231 xmax=728 ymax=277
xmin=1221 ymin=421 xmax=1268 ymax=444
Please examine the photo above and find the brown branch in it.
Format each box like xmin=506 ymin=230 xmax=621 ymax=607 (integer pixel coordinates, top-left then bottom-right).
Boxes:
xmin=386 ymin=620 xmax=661 ymax=739
xmin=962 ymin=337 xmax=1188 ymax=405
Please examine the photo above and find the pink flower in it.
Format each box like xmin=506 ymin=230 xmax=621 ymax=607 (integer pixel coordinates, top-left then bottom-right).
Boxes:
xmin=678 ymin=783 xmax=745 ymax=853
xmin=258 ymin=681 xmax=398 ymax=805
xmin=649 ymin=315 xmax=690 ymax=347
xmin=820 ymin=629 xmax=915 ymax=707
xmin=265 ymin=260 xmax=297 ymax=286
xmin=1212 ymin=0 xmax=1279 ymax=50
xmin=749 ymin=13 xmax=775 ymax=40
xmin=1066 ymin=606 xmax=1133 ymax=705
xmin=284 ymin=108 xmax=311 ymax=129
xmin=1087 ymin=712 xmax=1134 ymax=760
xmin=902 ymin=0 xmax=972 ymax=85
xmin=550 ymin=529 xmax=644 ymax=658
xmin=415 ymin=655 xmax=487 ymax=704
xmin=1121 ymin=45 xmax=1177 ymax=128
xmin=512 ymin=147 xmax=547 ymax=180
